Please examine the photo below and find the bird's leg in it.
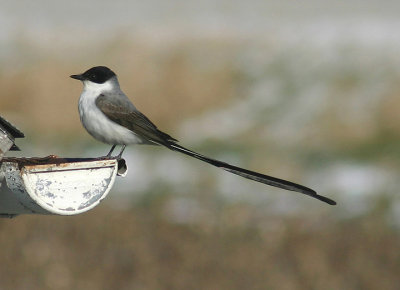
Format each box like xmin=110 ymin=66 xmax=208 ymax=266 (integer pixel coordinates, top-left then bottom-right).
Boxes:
xmin=106 ymin=145 xmax=116 ymax=158
xmin=116 ymin=145 xmax=126 ymax=159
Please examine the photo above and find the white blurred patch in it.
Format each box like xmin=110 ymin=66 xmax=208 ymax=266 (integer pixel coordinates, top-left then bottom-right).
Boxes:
xmin=310 ymin=163 xmax=392 ymax=197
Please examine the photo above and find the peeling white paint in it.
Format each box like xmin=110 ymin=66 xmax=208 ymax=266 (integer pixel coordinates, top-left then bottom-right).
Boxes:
xmin=0 ymin=159 xmax=119 ymax=216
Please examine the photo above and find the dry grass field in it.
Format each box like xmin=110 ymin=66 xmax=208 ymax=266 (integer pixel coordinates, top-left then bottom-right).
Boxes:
xmin=0 ymin=204 xmax=399 ymax=290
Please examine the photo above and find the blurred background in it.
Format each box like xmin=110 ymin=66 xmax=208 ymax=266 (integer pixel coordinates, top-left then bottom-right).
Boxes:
xmin=1 ymin=0 xmax=400 ymax=289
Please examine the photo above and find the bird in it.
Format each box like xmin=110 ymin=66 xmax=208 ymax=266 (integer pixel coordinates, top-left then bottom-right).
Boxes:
xmin=70 ymin=66 xmax=336 ymax=205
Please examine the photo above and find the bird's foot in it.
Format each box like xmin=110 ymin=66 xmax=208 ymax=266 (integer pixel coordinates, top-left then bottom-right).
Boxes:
xmin=105 ymin=145 xmax=116 ymax=158
xmin=116 ymin=145 xmax=126 ymax=160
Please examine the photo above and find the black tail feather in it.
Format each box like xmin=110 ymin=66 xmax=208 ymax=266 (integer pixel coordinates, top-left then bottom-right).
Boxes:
xmin=166 ymin=143 xmax=336 ymax=205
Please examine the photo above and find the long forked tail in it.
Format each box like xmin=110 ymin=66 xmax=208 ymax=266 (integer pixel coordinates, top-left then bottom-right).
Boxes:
xmin=166 ymin=143 xmax=336 ymax=205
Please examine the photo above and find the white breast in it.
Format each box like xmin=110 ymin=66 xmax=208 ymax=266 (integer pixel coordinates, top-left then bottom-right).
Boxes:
xmin=78 ymin=80 xmax=146 ymax=145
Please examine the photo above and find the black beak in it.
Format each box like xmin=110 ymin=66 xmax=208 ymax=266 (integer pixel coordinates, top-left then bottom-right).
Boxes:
xmin=70 ymin=74 xmax=85 ymax=81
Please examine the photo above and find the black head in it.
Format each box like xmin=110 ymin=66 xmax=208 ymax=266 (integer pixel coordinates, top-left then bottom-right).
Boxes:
xmin=70 ymin=66 xmax=116 ymax=84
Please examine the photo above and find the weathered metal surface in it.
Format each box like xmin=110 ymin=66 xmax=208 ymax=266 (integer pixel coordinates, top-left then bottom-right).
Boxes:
xmin=0 ymin=130 xmax=15 ymax=160
xmin=0 ymin=116 xmax=24 ymax=157
xmin=117 ymin=158 xmax=128 ymax=177
xmin=0 ymin=116 xmax=24 ymax=139
xmin=0 ymin=158 xmax=120 ymax=216
xmin=0 ymin=162 xmax=48 ymax=215
xmin=0 ymin=116 xmax=122 ymax=216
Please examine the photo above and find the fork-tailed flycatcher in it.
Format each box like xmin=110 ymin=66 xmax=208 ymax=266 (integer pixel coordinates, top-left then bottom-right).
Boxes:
xmin=71 ymin=66 xmax=336 ymax=205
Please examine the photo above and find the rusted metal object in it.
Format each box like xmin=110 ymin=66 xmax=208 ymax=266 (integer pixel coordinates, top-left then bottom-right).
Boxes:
xmin=0 ymin=116 xmax=127 ymax=217
xmin=0 ymin=157 xmax=127 ymax=216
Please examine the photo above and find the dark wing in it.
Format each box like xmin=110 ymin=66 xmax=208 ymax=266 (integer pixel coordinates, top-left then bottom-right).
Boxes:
xmin=95 ymin=93 xmax=177 ymax=145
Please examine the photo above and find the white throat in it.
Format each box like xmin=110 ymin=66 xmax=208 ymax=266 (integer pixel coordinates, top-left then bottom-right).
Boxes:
xmin=82 ymin=78 xmax=117 ymax=96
